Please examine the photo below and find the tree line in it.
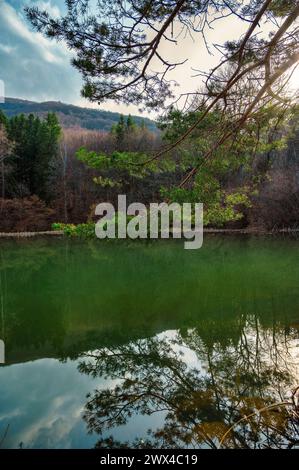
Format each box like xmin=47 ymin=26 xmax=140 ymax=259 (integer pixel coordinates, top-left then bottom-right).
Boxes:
xmin=0 ymin=111 xmax=163 ymax=230
xmin=0 ymin=102 xmax=298 ymax=232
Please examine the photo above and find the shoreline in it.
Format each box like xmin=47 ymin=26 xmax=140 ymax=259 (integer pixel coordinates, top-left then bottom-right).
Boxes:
xmin=0 ymin=228 xmax=298 ymax=238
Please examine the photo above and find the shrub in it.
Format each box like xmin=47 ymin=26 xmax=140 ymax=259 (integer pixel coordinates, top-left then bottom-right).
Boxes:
xmin=0 ymin=196 xmax=55 ymax=232
xmin=52 ymin=222 xmax=95 ymax=238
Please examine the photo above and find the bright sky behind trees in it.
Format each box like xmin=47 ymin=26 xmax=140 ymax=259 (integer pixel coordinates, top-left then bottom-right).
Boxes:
xmin=0 ymin=0 xmax=298 ymax=116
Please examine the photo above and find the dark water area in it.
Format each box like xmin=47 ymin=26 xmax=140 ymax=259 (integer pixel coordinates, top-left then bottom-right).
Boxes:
xmin=0 ymin=236 xmax=298 ymax=448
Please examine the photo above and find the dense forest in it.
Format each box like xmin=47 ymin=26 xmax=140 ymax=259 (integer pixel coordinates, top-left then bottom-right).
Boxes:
xmin=0 ymin=103 xmax=298 ymax=233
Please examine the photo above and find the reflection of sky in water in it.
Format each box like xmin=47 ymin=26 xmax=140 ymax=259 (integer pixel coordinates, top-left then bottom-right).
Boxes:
xmin=0 ymin=357 xmax=165 ymax=449
xmin=0 ymin=330 xmax=195 ymax=449
xmin=1 ymin=326 xmax=298 ymax=449
xmin=0 ymin=359 xmax=99 ymax=448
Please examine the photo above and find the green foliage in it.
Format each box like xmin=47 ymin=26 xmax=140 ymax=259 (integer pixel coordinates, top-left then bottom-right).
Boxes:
xmin=111 ymin=114 xmax=139 ymax=150
xmin=267 ymin=0 xmax=295 ymax=17
xmin=75 ymin=102 xmax=294 ymax=227
xmin=111 ymin=114 xmax=126 ymax=150
xmin=161 ymin=182 xmax=252 ymax=227
xmin=158 ymin=104 xmax=294 ymax=226
xmin=75 ymin=98 xmax=296 ymax=229
xmin=4 ymin=111 xmax=61 ymax=200
xmin=52 ymin=216 xmax=136 ymax=238
xmin=76 ymin=113 xmax=172 ymax=193
xmin=76 ymin=147 xmax=166 ymax=180
xmin=92 ymin=176 xmax=122 ymax=188
xmin=126 ymin=115 xmax=136 ymax=131
xmin=158 ymin=108 xmax=222 ymax=143
xmin=0 ymin=109 xmax=8 ymax=127
xmin=52 ymin=222 xmax=96 ymax=238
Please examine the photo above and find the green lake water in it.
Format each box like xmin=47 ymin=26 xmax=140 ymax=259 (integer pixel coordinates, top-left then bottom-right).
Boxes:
xmin=0 ymin=236 xmax=298 ymax=448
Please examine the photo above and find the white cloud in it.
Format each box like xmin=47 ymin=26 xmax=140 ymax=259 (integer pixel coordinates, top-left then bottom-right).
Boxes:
xmin=0 ymin=1 xmax=68 ymax=64
xmin=0 ymin=42 xmax=16 ymax=54
xmin=34 ymin=1 xmax=61 ymax=18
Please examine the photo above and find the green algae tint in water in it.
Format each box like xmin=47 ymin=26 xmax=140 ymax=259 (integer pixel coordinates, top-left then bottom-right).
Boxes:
xmin=0 ymin=236 xmax=299 ymax=449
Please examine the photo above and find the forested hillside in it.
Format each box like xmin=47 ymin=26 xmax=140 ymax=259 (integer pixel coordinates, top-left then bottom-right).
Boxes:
xmin=0 ymin=98 xmax=157 ymax=132
xmin=0 ymin=105 xmax=298 ymax=233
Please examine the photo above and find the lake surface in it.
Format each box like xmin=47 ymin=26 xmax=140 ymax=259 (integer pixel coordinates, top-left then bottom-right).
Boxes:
xmin=0 ymin=236 xmax=299 ymax=449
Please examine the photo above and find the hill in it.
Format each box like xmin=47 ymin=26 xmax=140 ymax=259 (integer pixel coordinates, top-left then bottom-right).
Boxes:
xmin=0 ymin=98 xmax=157 ymax=132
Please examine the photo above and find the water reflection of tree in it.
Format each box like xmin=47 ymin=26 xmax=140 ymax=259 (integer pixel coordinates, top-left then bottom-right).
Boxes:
xmin=79 ymin=317 xmax=299 ymax=449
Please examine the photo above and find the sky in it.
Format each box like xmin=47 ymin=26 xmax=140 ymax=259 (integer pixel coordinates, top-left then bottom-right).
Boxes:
xmin=0 ymin=356 xmax=165 ymax=448
xmin=0 ymin=1 xmax=85 ymax=105
xmin=0 ymin=0 xmax=297 ymax=117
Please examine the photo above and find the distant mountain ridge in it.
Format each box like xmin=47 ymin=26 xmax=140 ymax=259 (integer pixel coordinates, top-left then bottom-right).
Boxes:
xmin=0 ymin=98 xmax=157 ymax=132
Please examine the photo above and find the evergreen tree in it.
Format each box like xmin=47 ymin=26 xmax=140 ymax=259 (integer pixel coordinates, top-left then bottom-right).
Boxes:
xmin=0 ymin=109 xmax=8 ymax=127
xmin=126 ymin=115 xmax=136 ymax=132
xmin=112 ymin=115 xmax=125 ymax=151
xmin=5 ymin=112 xmax=61 ymax=200
xmin=139 ymin=119 xmax=146 ymax=131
